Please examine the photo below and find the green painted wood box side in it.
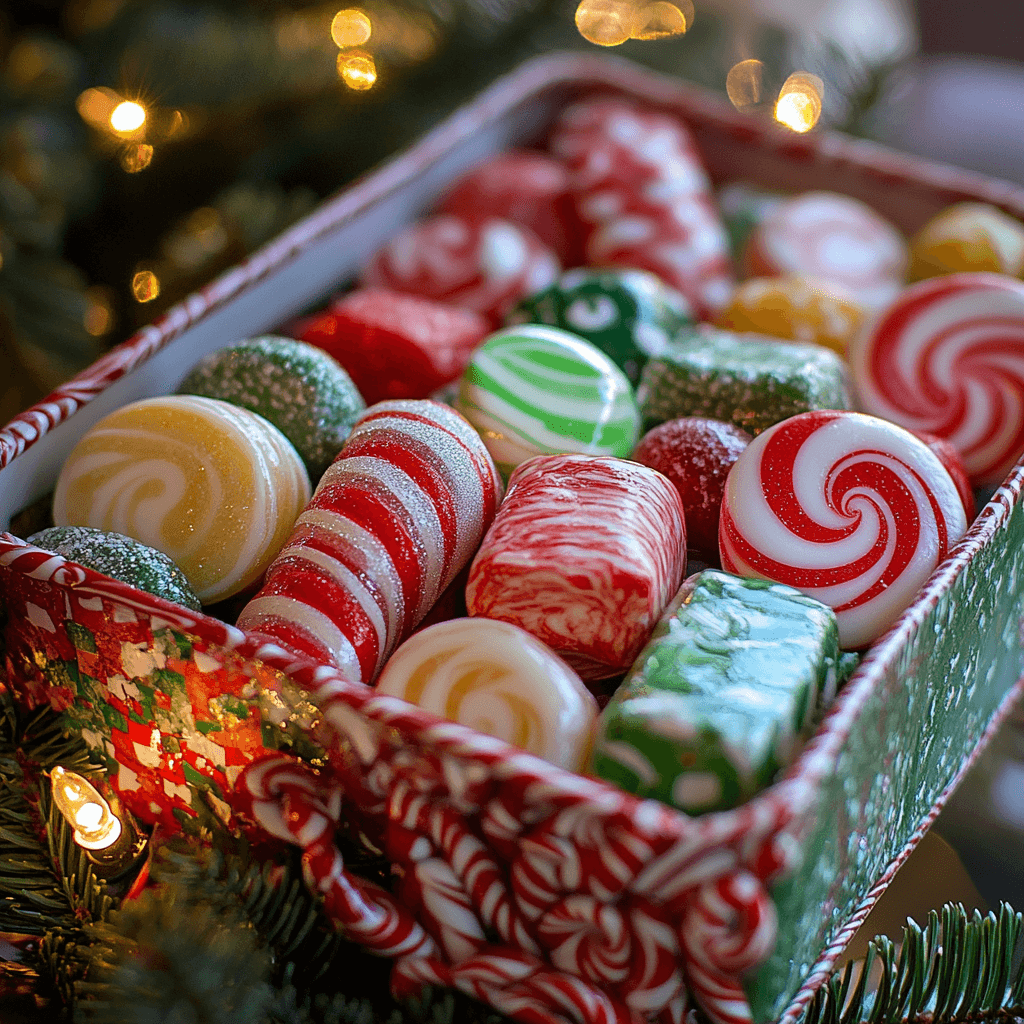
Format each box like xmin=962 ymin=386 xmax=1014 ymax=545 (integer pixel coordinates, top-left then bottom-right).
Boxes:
xmin=747 ymin=487 xmax=1024 ymax=1022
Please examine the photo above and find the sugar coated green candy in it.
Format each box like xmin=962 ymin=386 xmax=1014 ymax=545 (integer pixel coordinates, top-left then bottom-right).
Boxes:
xmin=637 ymin=324 xmax=852 ymax=435
xmin=590 ymin=569 xmax=840 ymax=815
xmin=28 ymin=526 xmax=202 ymax=611
xmin=506 ymin=268 xmax=693 ymax=384
xmin=455 ymin=323 xmax=640 ymax=476
xmin=178 ymin=335 xmax=365 ymax=482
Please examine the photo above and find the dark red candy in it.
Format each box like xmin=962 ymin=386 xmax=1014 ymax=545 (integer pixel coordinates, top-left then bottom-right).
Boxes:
xmin=359 ymin=213 xmax=560 ymax=325
xmin=437 ymin=149 xmax=586 ymax=267
xmin=291 ymin=288 xmax=489 ymax=406
xmin=632 ymin=417 xmax=752 ymax=563
xmin=913 ymin=429 xmax=977 ymax=521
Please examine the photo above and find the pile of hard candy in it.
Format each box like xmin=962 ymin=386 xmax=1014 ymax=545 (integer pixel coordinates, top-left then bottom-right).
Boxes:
xmin=43 ymin=94 xmax=1024 ymax=817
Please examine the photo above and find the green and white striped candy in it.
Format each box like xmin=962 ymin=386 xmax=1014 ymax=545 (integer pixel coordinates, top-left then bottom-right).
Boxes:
xmin=455 ymin=324 xmax=640 ymax=475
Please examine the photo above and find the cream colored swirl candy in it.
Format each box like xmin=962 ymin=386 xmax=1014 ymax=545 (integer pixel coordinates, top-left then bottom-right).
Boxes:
xmin=52 ymin=395 xmax=310 ymax=604
xmin=375 ymin=617 xmax=598 ymax=771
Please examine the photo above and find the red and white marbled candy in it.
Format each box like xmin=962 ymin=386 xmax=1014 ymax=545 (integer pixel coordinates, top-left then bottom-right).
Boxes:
xmin=465 ymin=453 xmax=687 ymax=681
xmin=849 ymin=272 xmax=1024 ymax=488
xmin=549 ymin=97 xmax=734 ymax=320
xmin=360 ymin=214 xmax=560 ymax=325
xmin=744 ymin=191 xmax=907 ymax=309
xmin=436 ymin=149 xmax=585 ymax=267
xmin=237 ymin=400 xmax=503 ymax=682
xmin=719 ymin=410 xmax=968 ymax=649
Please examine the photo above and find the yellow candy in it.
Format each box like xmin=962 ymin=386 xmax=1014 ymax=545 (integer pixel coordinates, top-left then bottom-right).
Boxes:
xmin=52 ymin=395 xmax=310 ymax=604
xmin=909 ymin=202 xmax=1024 ymax=281
xmin=375 ymin=618 xmax=599 ymax=771
xmin=715 ymin=275 xmax=864 ymax=358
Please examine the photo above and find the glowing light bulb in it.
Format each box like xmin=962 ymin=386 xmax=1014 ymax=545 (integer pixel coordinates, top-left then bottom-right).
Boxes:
xmin=84 ymin=286 xmax=114 ymax=337
xmin=774 ymin=72 xmax=823 ymax=133
xmin=727 ymin=59 xmax=763 ymax=110
xmin=575 ymin=0 xmax=635 ymax=46
xmin=337 ymin=52 xmax=377 ymax=90
xmin=331 ymin=8 xmax=372 ymax=47
xmin=50 ymin=767 xmax=122 ymax=851
xmin=110 ymin=100 xmax=146 ymax=133
xmin=132 ymin=270 xmax=160 ymax=302
xmin=631 ymin=0 xmax=689 ymax=38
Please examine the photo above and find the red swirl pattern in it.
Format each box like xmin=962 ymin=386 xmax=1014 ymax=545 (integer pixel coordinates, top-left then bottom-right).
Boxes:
xmin=719 ymin=410 xmax=968 ymax=649
xmin=850 ymin=272 xmax=1024 ymax=487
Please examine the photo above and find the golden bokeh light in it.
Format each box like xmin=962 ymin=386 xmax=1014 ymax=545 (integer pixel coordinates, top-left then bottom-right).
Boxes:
xmin=84 ymin=286 xmax=115 ymax=337
xmin=726 ymin=59 xmax=764 ymax=110
xmin=631 ymin=1 xmax=687 ymax=39
xmin=120 ymin=142 xmax=154 ymax=173
xmin=76 ymin=86 xmax=120 ymax=126
xmin=331 ymin=8 xmax=372 ymax=47
xmin=337 ymin=51 xmax=377 ymax=90
xmin=110 ymin=100 xmax=146 ymax=133
xmin=774 ymin=72 xmax=824 ymax=133
xmin=576 ymin=0 xmax=636 ymax=46
xmin=132 ymin=269 xmax=161 ymax=303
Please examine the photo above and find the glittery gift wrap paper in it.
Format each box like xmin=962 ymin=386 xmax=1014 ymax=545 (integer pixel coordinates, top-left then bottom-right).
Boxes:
xmin=3 ymin=52 xmax=1024 ymax=1024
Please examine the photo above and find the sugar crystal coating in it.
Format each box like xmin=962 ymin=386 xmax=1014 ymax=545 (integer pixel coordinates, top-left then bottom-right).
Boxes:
xmin=237 ymin=399 xmax=503 ymax=682
xmin=178 ymin=335 xmax=364 ymax=483
xmin=28 ymin=525 xmax=201 ymax=611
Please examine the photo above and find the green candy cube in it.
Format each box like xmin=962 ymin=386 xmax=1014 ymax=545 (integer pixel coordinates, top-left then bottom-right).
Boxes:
xmin=636 ymin=325 xmax=852 ymax=435
xmin=590 ymin=570 xmax=841 ymax=816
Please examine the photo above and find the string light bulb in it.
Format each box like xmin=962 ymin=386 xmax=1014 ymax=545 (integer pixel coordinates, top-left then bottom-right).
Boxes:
xmin=337 ymin=51 xmax=377 ymax=90
xmin=110 ymin=100 xmax=146 ymax=134
xmin=774 ymin=72 xmax=824 ymax=133
xmin=50 ymin=767 xmax=122 ymax=851
xmin=631 ymin=0 xmax=689 ymax=39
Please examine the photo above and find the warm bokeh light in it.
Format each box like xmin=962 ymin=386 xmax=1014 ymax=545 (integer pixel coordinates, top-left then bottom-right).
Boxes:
xmin=337 ymin=51 xmax=377 ymax=90
xmin=331 ymin=8 xmax=372 ymax=47
xmin=727 ymin=59 xmax=763 ymax=110
xmin=774 ymin=72 xmax=824 ymax=133
xmin=575 ymin=0 xmax=636 ymax=46
xmin=50 ymin=767 xmax=123 ymax=851
xmin=76 ymin=86 xmax=120 ymax=126
xmin=120 ymin=142 xmax=154 ymax=173
xmin=631 ymin=1 xmax=687 ymax=39
xmin=84 ymin=286 xmax=115 ymax=336
xmin=132 ymin=269 xmax=161 ymax=302
xmin=110 ymin=100 xmax=146 ymax=133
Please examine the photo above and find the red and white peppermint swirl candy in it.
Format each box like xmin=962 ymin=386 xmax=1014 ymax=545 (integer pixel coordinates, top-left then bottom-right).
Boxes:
xmin=360 ymin=214 xmax=560 ymax=324
xmin=466 ymin=453 xmax=687 ymax=680
xmin=237 ymin=400 xmax=503 ymax=682
xmin=849 ymin=272 xmax=1024 ymax=487
xmin=745 ymin=191 xmax=907 ymax=309
xmin=550 ymin=98 xmax=733 ymax=320
xmin=719 ymin=410 xmax=968 ymax=649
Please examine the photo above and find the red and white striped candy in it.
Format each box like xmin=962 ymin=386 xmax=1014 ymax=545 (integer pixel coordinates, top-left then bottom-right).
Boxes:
xmin=719 ymin=410 xmax=968 ymax=649
xmin=360 ymin=214 xmax=560 ymax=325
xmin=744 ymin=191 xmax=907 ymax=309
xmin=849 ymin=272 xmax=1024 ymax=487
xmin=437 ymin=149 xmax=585 ymax=266
xmin=465 ymin=454 xmax=687 ymax=681
xmin=549 ymin=98 xmax=733 ymax=320
xmin=237 ymin=400 xmax=503 ymax=682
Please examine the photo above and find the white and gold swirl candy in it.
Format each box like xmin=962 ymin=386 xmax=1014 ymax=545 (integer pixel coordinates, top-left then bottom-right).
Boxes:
xmin=52 ymin=395 xmax=310 ymax=604
xmin=375 ymin=617 xmax=598 ymax=771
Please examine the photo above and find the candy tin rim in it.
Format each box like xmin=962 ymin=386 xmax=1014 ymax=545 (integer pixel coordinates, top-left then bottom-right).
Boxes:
xmin=3 ymin=50 xmax=1024 ymax=1024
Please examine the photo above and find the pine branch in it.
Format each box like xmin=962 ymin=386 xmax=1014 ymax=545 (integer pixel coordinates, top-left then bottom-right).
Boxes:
xmin=803 ymin=903 xmax=1024 ymax=1024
